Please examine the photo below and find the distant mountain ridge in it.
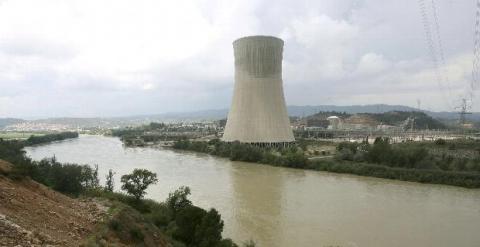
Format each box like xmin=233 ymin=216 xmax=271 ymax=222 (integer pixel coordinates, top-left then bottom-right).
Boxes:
xmin=0 ymin=118 xmax=25 ymax=128
xmin=1 ymin=104 xmax=479 ymax=130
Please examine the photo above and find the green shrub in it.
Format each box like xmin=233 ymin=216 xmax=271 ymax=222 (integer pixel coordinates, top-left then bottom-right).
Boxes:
xmin=283 ymin=152 xmax=309 ymax=168
xmin=108 ymin=219 xmax=121 ymax=231
xmin=434 ymin=138 xmax=446 ymax=145
xmin=129 ymin=227 xmax=144 ymax=242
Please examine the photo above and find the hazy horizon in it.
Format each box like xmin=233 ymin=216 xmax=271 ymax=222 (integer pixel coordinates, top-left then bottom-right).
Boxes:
xmin=2 ymin=103 xmax=474 ymax=120
xmin=0 ymin=0 xmax=478 ymax=118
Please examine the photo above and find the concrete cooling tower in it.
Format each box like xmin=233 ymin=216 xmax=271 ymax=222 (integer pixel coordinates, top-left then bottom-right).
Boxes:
xmin=222 ymin=35 xmax=295 ymax=144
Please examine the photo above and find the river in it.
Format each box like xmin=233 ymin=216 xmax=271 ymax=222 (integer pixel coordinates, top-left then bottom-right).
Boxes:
xmin=24 ymin=135 xmax=480 ymax=247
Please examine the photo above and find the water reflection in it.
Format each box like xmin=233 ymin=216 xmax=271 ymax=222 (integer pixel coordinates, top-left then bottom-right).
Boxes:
xmin=229 ymin=162 xmax=288 ymax=245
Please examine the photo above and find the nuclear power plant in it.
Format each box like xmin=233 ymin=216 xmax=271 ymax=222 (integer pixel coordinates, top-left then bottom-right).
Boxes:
xmin=222 ymin=35 xmax=295 ymax=145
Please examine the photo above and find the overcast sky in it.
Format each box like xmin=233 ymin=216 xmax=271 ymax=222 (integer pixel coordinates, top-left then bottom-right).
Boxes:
xmin=0 ymin=0 xmax=477 ymax=118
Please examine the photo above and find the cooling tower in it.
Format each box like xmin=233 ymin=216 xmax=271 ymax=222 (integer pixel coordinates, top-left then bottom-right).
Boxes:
xmin=222 ymin=35 xmax=295 ymax=144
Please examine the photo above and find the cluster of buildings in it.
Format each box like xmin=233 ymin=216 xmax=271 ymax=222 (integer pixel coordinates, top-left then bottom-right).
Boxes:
xmin=3 ymin=122 xmax=74 ymax=132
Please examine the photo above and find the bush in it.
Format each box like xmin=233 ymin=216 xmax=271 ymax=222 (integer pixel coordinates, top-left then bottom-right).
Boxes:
xmin=108 ymin=219 xmax=121 ymax=231
xmin=336 ymin=148 xmax=354 ymax=161
xmin=283 ymin=152 xmax=309 ymax=168
xmin=130 ymin=227 xmax=145 ymax=242
xmin=229 ymin=142 xmax=263 ymax=162
xmin=336 ymin=142 xmax=360 ymax=154
xmin=434 ymin=138 xmax=446 ymax=145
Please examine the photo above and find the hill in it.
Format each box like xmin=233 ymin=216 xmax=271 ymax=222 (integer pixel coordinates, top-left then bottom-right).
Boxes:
xmin=1 ymin=104 xmax=478 ymax=130
xmin=302 ymin=111 xmax=447 ymax=130
xmin=0 ymin=159 xmax=171 ymax=247
xmin=0 ymin=160 xmax=107 ymax=246
xmin=0 ymin=118 xmax=25 ymax=129
xmin=114 ymin=104 xmax=480 ymax=122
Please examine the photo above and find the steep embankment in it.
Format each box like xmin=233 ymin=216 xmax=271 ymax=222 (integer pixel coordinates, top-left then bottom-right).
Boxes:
xmin=0 ymin=160 xmax=171 ymax=247
xmin=0 ymin=160 xmax=107 ymax=246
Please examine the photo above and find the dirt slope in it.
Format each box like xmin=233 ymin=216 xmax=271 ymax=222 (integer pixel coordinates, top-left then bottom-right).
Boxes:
xmin=0 ymin=160 xmax=106 ymax=246
xmin=0 ymin=159 xmax=171 ymax=247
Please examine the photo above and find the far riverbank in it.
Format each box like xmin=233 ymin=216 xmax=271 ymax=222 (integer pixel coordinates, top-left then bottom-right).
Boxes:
xmin=170 ymin=138 xmax=480 ymax=188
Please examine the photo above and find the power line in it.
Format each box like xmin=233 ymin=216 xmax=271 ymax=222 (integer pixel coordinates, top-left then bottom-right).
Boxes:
xmin=470 ymin=0 xmax=480 ymax=107
xmin=418 ymin=0 xmax=453 ymax=110
xmin=430 ymin=0 xmax=453 ymax=98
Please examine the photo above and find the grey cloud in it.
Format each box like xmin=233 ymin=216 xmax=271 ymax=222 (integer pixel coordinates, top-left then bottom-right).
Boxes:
xmin=0 ymin=0 xmax=477 ymax=117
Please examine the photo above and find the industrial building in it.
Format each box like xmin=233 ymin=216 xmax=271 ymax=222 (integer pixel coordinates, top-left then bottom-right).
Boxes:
xmin=222 ymin=36 xmax=295 ymax=145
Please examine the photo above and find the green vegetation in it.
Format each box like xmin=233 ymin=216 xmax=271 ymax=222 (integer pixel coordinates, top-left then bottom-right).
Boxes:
xmin=335 ymin=138 xmax=480 ymax=173
xmin=369 ymin=111 xmax=446 ymax=129
xmin=0 ymin=131 xmax=44 ymax=140
xmin=174 ymin=139 xmax=309 ymax=169
xmin=25 ymin=131 xmax=79 ymax=145
xmin=309 ymin=159 xmax=480 ymax=188
xmin=0 ymin=138 xmax=95 ymax=195
xmin=0 ymin=137 xmax=247 ymax=247
xmin=111 ymin=122 xmax=201 ymax=146
xmin=105 ymin=169 xmax=115 ymax=192
xmin=121 ymin=169 xmax=159 ymax=200
xmin=173 ymin=138 xmax=480 ymax=188
xmin=86 ymin=187 xmax=243 ymax=247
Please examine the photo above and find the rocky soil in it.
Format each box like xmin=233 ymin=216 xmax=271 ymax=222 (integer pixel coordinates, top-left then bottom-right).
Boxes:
xmin=0 ymin=160 xmax=107 ymax=247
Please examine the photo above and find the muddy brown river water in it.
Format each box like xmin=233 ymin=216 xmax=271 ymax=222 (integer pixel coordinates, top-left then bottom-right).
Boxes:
xmin=25 ymin=135 xmax=480 ymax=247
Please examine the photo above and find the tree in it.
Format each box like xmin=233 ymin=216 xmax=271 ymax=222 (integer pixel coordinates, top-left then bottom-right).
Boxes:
xmin=174 ymin=206 xmax=224 ymax=247
xmin=195 ymin=208 xmax=224 ymax=247
xmin=174 ymin=205 xmax=206 ymax=245
xmin=166 ymin=186 xmax=192 ymax=216
xmin=121 ymin=169 xmax=158 ymax=200
xmin=105 ymin=169 xmax=115 ymax=192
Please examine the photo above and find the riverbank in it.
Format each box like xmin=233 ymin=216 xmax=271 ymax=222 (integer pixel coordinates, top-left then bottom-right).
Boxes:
xmin=171 ymin=139 xmax=480 ymax=188
xmin=0 ymin=137 xmax=244 ymax=247
xmin=24 ymin=131 xmax=79 ymax=146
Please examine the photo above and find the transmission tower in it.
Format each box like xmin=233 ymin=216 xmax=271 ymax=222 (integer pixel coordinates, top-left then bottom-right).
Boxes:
xmin=457 ymin=98 xmax=472 ymax=126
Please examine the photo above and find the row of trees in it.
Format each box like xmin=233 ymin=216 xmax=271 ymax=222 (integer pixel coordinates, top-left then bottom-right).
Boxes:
xmin=173 ymin=139 xmax=309 ymax=169
xmin=173 ymin=138 xmax=480 ymax=188
xmin=309 ymin=159 xmax=480 ymax=188
xmin=25 ymin=131 xmax=79 ymax=145
xmin=336 ymin=137 xmax=480 ymax=173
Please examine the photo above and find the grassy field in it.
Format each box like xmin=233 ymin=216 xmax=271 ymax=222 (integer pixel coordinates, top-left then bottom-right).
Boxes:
xmin=0 ymin=132 xmax=45 ymax=140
